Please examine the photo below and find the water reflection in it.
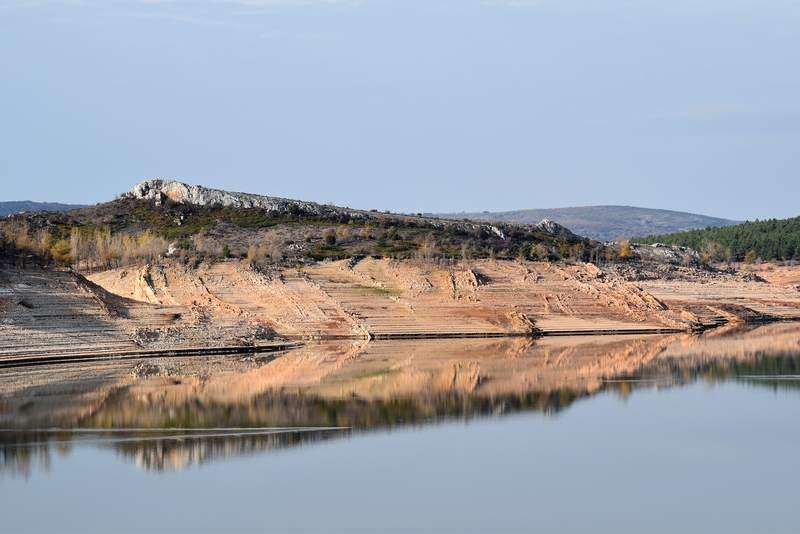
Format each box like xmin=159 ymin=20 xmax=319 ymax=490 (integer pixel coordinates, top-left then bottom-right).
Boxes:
xmin=1 ymin=323 xmax=799 ymax=474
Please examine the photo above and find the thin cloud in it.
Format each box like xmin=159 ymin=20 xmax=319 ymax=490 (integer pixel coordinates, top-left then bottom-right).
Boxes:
xmin=222 ymin=0 xmax=365 ymax=5
xmin=2 ymin=0 xmax=367 ymax=27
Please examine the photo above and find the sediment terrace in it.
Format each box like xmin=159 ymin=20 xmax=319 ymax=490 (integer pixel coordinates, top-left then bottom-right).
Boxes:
xmin=1 ymin=258 xmax=800 ymax=363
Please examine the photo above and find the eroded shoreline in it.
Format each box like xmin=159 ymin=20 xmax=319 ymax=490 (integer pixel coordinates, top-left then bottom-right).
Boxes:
xmin=2 ymin=258 xmax=800 ymax=366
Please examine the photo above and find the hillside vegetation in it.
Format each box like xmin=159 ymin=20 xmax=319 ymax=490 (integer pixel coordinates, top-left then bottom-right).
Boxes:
xmin=636 ymin=216 xmax=800 ymax=262
xmin=0 ymin=180 xmax=604 ymax=270
xmin=435 ymin=205 xmax=737 ymax=241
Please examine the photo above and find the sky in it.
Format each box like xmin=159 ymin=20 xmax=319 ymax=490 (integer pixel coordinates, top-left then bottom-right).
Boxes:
xmin=1 ymin=0 xmax=799 ymax=220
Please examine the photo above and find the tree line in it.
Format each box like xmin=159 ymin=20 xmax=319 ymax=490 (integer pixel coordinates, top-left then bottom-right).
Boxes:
xmin=2 ymin=213 xmax=619 ymax=272
xmin=0 ymin=220 xmax=168 ymax=270
xmin=636 ymin=216 xmax=800 ymax=262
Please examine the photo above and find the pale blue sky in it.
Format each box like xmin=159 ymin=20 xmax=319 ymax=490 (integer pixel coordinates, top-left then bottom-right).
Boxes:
xmin=1 ymin=0 xmax=798 ymax=219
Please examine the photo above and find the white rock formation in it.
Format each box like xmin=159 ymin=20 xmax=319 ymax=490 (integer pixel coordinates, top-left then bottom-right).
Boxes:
xmin=125 ymin=179 xmax=583 ymax=240
xmin=535 ymin=219 xmax=576 ymax=238
xmin=126 ymin=179 xmax=366 ymax=219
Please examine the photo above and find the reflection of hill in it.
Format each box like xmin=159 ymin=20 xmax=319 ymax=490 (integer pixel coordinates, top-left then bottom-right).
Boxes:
xmin=116 ymin=428 xmax=349 ymax=472
xmin=0 ymin=388 xmax=596 ymax=476
xmin=0 ymin=431 xmax=72 ymax=479
xmin=1 ymin=323 xmax=799 ymax=473
xmin=0 ymin=428 xmax=348 ymax=477
xmin=622 ymin=352 xmax=800 ymax=392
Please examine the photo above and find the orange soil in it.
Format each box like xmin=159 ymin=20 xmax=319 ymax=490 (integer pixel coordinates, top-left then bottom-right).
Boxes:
xmin=88 ymin=258 xmax=689 ymax=341
xmin=2 ymin=259 xmax=800 ymax=362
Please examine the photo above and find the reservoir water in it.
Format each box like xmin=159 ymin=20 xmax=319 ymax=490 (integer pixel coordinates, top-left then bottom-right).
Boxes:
xmin=2 ymin=325 xmax=799 ymax=533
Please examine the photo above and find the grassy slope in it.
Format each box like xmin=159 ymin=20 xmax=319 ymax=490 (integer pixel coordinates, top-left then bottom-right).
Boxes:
xmin=2 ymin=197 xmax=598 ymax=263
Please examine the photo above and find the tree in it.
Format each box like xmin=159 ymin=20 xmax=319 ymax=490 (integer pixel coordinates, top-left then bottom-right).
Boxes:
xmin=461 ymin=242 xmax=470 ymax=262
xmin=336 ymin=225 xmax=350 ymax=239
xmin=617 ymin=239 xmax=632 ymax=260
xmin=70 ymin=228 xmax=85 ymax=270
xmin=417 ymin=234 xmax=436 ymax=261
xmin=636 ymin=215 xmax=800 ymax=262
xmin=699 ymin=240 xmax=721 ymax=265
xmin=518 ymin=242 xmax=533 ymax=260
xmin=532 ymin=243 xmax=548 ymax=260
xmin=50 ymin=239 xmax=72 ymax=265
xmin=385 ymin=226 xmax=398 ymax=240
xmin=557 ymin=242 xmax=570 ymax=260
xmin=247 ymin=243 xmax=271 ymax=267
xmin=569 ymin=243 xmax=585 ymax=262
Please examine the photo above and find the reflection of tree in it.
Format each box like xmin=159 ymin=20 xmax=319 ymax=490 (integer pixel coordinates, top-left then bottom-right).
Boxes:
xmin=611 ymin=351 xmax=800 ymax=393
xmin=116 ymin=429 xmax=349 ymax=472
xmin=0 ymin=432 xmax=72 ymax=480
xmin=0 ymin=388 xmax=589 ymax=474
xmin=109 ymin=389 xmax=588 ymax=472
xmin=2 ymin=350 xmax=799 ymax=475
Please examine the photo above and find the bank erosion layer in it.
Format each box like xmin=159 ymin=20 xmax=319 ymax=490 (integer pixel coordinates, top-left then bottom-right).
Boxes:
xmin=2 ymin=258 xmax=800 ymax=364
xmin=2 ymin=179 xmax=800 ymax=364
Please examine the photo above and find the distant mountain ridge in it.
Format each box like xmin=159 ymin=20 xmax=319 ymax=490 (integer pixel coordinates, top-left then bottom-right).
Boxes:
xmin=434 ymin=205 xmax=738 ymax=241
xmin=0 ymin=201 xmax=85 ymax=217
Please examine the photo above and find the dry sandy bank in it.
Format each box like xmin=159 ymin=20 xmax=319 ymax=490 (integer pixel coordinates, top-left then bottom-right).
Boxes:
xmin=1 ymin=258 xmax=799 ymax=363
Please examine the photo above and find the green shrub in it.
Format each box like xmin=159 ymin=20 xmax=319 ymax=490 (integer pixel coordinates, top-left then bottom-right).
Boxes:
xmin=50 ymin=239 xmax=72 ymax=264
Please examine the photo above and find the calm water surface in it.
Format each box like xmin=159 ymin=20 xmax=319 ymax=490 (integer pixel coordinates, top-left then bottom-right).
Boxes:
xmin=1 ymin=328 xmax=799 ymax=533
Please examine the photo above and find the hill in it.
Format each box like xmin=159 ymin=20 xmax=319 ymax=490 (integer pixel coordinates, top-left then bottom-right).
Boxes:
xmin=434 ymin=206 xmax=738 ymax=241
xmin=635 ymin=216 xmax=800 ymax=262
xmin=0 ymin=201 xmax=86 ymax=217
xmin=3 ymin=180 xmax=800 ymax=358
xmin=0 ymin=179 xmax=599 ymax=268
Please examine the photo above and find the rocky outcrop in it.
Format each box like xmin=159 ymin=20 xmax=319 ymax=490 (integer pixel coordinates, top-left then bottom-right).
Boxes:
xmin=124 ymin=179 xmax=585 ymax=240
xmin=126 ymin=179 xmax=369 ymax=220
xmin=630 ymin=243 xmax=700 ymax=265
xmin=535 ymin=218 xmax=576 ymax=238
